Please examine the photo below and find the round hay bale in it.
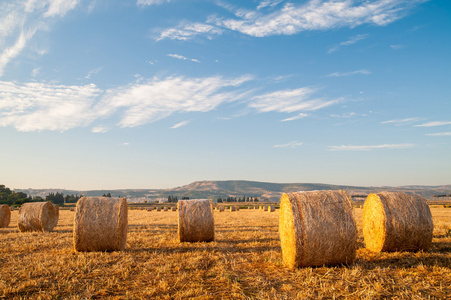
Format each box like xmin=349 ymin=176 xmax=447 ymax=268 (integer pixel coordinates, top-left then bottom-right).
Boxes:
xmin=171 ymin=207 xmax=176 ymax=211
xmin=363 ymin=192 xmax=433 ymax=253
xmin=269 ymin=205 xmax=275 ymax=212
xmin=279 ymin=190 xmax=357 ymax=268
xmin=18 ymin=202 xmax=58 ymax=232
xmin=219 ymin=206 xmax=224 ymax=212
xmin=178 ymin=199 xmax=214 ymax=242
xmin=0 ymin=205 xmax=11 ymax=228
xmin=73 ymin=197 xmax=128 ymax=252
xmin=263 ymin=206 xmax=269 ymax=211
xmin=230 ymin=206 xmax=236 ymax=212
xmin=156 ymin=207 xmax=161 ymax=211
xmin=70 ymin=207 xmax=75 ymax=212
xmin=164 ymin=207 xmax=168 ymax=211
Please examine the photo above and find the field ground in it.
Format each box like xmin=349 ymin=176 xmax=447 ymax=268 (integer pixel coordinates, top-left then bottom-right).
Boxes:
xmin=1 ymin=208 xmax=450 ymax=299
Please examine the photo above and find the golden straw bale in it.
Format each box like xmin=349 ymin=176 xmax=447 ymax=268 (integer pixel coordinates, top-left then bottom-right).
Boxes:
xmin=73 ymin=197 xmax=128 ymax=252
xmin=279 ymin=190 xmax=357 ymax=268
xmin=219 ymin=206 xmax=224 ymax=212
xmin=269 ymin=205 xmax=275 ymax=212
xmin=164 ymin=207 xmax=168 ymax=211
xmin=263 ymin=206 xmax=269 ymax=211
xmin=178 ymin=199 xmax=214 ymax=242
xmin=156 ymin=207 xmax=161 ymax=211
xmin=363 ymin=192 xmax=433 ymax=253
xmin=171 ymin=207 xmax=176 ymax=211
xmin=230 ymin=206 xmax=236 ymax=212
xmin=0 ymin=205 xmax=11 ymax=228
xmin=18 ymin=202 xmax=58 ymax=232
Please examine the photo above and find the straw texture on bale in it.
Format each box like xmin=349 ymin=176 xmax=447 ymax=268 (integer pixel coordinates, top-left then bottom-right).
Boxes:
xmin=164 ymin=207 xmax=168 ymax=211
xmin=219 ymin=206 xmax=224 ymax=212
xmin=263 ymin=206 xmax=269 ymax=211
xmin=230 ymin=206 xmax=236 ymax=212
xmin=279 ymin=190 xmax=357 ymax=268
xmin=269 ymin=205 xmax=275 ymax=212
xmin=156 ymin=207 xmax=161 ymax=211
xmin=171 ymin=207 xmax=176 ymax=211
xmin=178 ymin=199 xmax=214 ymax=242
xmin=363 ymin=192 xmax=433 ymax=253
xmin=18 ymin=202 xmax=58 ymax=232
xmin=0 ymin=205 xmax=11 ymax=228
xmin=73 ymin=197 xmax=128 ymax=252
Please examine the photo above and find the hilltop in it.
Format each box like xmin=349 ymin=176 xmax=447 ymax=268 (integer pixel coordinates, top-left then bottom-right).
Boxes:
xmin=15 ymin=180 xmax=451 ymax=202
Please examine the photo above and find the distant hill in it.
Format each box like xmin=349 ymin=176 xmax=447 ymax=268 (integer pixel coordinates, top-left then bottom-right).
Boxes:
xmin=15 ymin=180 xmax=451 ymax=202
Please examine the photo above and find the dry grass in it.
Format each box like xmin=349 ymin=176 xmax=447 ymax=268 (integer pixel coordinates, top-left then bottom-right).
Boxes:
xmin=0 ymin=207 xmax=450 ymax=299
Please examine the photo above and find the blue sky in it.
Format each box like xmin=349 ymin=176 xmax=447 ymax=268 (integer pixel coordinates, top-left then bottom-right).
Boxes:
xmin=1 ymin=0 xmax=450 ymax=190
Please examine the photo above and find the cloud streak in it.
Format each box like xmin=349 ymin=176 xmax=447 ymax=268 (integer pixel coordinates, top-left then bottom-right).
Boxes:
xmin=157 ymin=0 xmax=424 ymax=40
xmin=170 ymin=120 xmax=190 ymax=129
xmin=415 ymin=121 xmax=451 ymax=127
xmin=328 ymin=143 xmax=415 ymax=151
xmin=273 ymin=141 xmax=303 ymax=148
xmin=327 ymin=69 xmax=371 ymax=77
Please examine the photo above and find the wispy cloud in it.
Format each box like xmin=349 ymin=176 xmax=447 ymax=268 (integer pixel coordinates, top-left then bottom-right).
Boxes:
xmin=85 ymin=67 xmax=102 ymax=79
xmin=381 ymin=117 xmax=422 ymax=126
xmin=414 ymin=121 xmax=451 ymax=127
xmin=328 ymin=143 xmax=415 ymax=151
xmin=273 ymin=141 xmax=303 ymax=148
xmin=167 ymin=54 xmax=200 ymax=63
xmin=249 ymin=88 xmax=339 ymax=114
xmin=137 ymin=0 xmax=170 ymax=6
xmin=281 ymin=113 xmax=308 ymax=122
xmin=97 ymin=75 xmax=254 ymax=128
xmin=0 ymin=0 xmax=80 ymax=76
xmin=426 ymin=132 xmax=451 ymax=136
xmin=158 ymin=1 xmax=422 ymax=41
xmin=0 ymin=81 xmax=100 ymax=132
xmin=91 ymin=125 xmax=110 ymax=133
xmin=390 ymin=44 xmax=405 ymax=50
xmin=327 ymin=69 xmax=371 ymax=77
xmin=170 ymin=120 xmax=190 ymax=129
xmin=328 ymin=34 xmax=369 ymax=54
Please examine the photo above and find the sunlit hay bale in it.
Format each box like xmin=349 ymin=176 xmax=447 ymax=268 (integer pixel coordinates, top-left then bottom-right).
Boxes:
xmin=363 ymin=192 xmax=433 ymax=253
xmin=0 ymin=205 xmax=11 ymax=228
xmin=10 ymin=206 xmax=15 ymax=211
xmin=171 ymin=207 xmax=176 ymax=211
xmin=219 ymin=206 xmax=224 ymax=212
xmin=146 ymin=207 xmax=152 ymax=211
xmin=164 ymin=207 xmax=168 ymax=212
xmin=230 ymin=206 xmax=236 ymax=212
xmin=177 ymin=199 xmax=214 ymax=243
xmin=18 ymin=202 xmax=58 ymax=232
xmin=263 ymin=206 xmax=269 ymax=211
xmin=260 ymin=206 xmax=264 ymax=210
xmin=269 ymin=205 xmax=275 ymax=212
xmin=73 ymin=197 xmax=128 ymax=252
xmin=70 ymin=207 xmax=75 ymax=212
xmin=279 ymin=190 xmax=357 ymax=268
xmin=156 ymin=207 xmax=161 ymax=211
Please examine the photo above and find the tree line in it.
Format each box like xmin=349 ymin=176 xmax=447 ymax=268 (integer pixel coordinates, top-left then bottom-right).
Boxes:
xmin=216 ymin=196 xmax=259 ymax=203
xmin=0 ymin=184 xmax=81 ymax=206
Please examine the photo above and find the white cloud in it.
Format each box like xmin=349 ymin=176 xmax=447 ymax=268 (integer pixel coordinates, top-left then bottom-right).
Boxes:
xmin=0 ymin=81 xmax=100 ymax=132
xmin=328 ymin=143 xmax=415 ymax=151
xmin=249 ymin=88 xmax=339 ymax=113
xmin=426 ymin=132 xmax=451 ymax=136
xmin=273 ymin=141 xmax=303 ymax=148
xmin=85 ymin=67 xmax=102 ymax=79
xmin=170 ymin=120 xmax=190 ymax=129
xmin=91 ymin=125 xmax=110 ymax=133
xmin=415 ymin=121 xmax=451 ymax=127
xmin=0 ymin=0 xmax=80 ymax=76
xmin=390 ymin=44 xmax=405 ymax=50
xmin=281 ymin=113 xmax=308 ymax=122
xmin=158 ymin=1 xmax=424 ymax=40
xmin=157 ymin=23 xmax=223 ymax=41
xmin=381 ymin=117 xmax=422 ymax=125
xmin=137 ymin=0 xmax=170 ymax=6
xmin=328 ymin=34 xmax=369 ymax=54
xmin=168 ymin=54 xmax=200 ymax=63
xmin=97 ymin=75 xmax=253 ymax=128
xmin=327 ymin=69 xmax=371 ymax=77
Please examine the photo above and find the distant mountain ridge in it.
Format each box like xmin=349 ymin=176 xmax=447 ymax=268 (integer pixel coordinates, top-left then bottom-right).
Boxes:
xmin=15 ymin=180 xmax=451 ymax=201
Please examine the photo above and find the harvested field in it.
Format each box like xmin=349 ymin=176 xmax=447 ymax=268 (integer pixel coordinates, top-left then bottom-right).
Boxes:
xmin=0 ymin=207 xmax=450 ymax=299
